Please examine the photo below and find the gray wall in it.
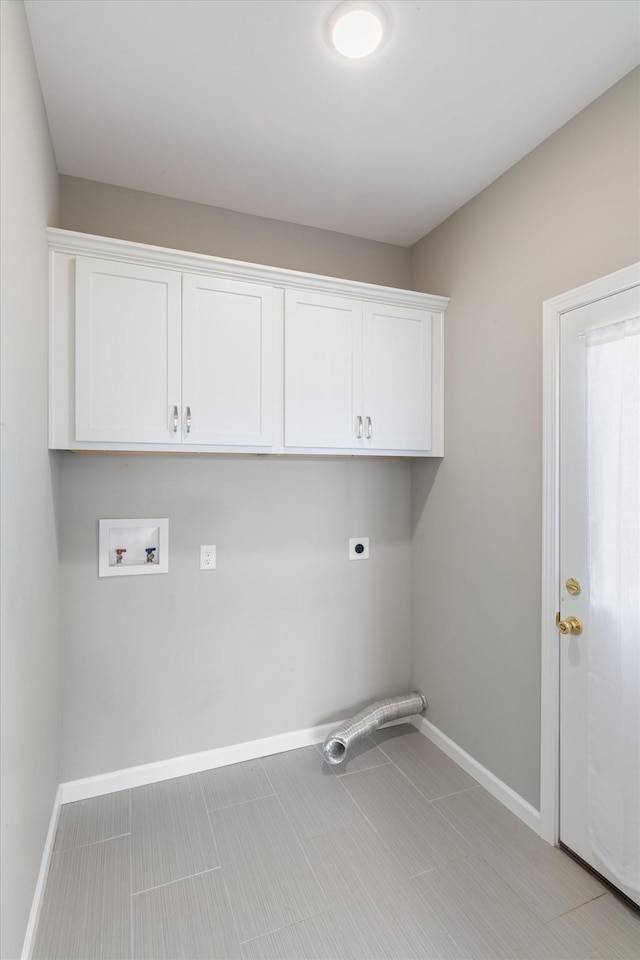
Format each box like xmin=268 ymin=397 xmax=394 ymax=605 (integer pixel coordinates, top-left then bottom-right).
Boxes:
xmin=0 ymin=2 xmax=61 ymax=956
xmin=58 ymin=456 xmax=411 ymax=781
xmin=60 ymin=176 xmax=412 ymax=288
xmin=410 ymin=68 xmax=640 ymax=808
xmin=57 ymin=183 xmax=413 ymax=782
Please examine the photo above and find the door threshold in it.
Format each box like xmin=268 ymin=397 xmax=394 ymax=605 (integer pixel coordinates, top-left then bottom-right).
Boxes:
xmin=558 ymin=842 xmax=640 ymax=914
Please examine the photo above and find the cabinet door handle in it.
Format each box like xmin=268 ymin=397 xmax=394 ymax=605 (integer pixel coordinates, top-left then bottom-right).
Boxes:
xmin=356 ymin=415 xmax=363 ymax=439
xmin=172 ymin=405 xmax=179 ymax=433
xmin=185 ymin=406 xmax=192 ymax=434
xmin=365 ymin=416 xmax=373 ymax=440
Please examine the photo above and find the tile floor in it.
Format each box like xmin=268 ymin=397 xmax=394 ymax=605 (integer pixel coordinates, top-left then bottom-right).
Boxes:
xmin=33 ymin=725 xmax=640 ymax=959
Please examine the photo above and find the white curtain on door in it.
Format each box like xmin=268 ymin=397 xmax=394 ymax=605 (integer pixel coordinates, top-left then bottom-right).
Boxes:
xmin=585 ymin=315 xmax=640 ymax=892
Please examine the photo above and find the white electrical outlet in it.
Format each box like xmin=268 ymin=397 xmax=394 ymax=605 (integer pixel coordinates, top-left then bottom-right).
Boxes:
xmin=200 ymin=545 xmax=216 ymax=570
xmin=349 ymin=537 xmax=370 ymax=560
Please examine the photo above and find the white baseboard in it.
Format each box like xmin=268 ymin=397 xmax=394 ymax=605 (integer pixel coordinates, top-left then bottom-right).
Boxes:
xmin=60 ymin=719 xmax=348 ymax=804
xmin=59 ymin=716 xmax=540 ymax=841
xmin=21 ymin=785 xmax=62 ymax=960
xmin=412 ymin=716 xmax=541 ymax=835
xmin=60 ymin=716 xmax=412 ymax=804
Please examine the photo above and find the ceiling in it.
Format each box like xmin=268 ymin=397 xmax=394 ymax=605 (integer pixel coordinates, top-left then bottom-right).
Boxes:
xmin=24 ymin=0 xmax=640 ymax=247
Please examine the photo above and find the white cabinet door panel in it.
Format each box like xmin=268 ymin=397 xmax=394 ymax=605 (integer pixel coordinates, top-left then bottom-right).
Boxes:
xmin=182 ymin=275 xmax=274 ymax=446
xmin=284 ymin=290 xmax=362 ymax=448
xmin=363 ymin=303 xmax=432 ymax=451
xmin=75 ymin=257 xmax=181 ymax=443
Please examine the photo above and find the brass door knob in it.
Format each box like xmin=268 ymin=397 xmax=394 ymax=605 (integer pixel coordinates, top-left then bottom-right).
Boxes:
xmin=556 ymin=613 xmax=583 ymax=635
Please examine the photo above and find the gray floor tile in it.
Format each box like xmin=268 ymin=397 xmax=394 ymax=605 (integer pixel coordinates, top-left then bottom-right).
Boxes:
xmin=54 ymin=790 xmax=130 ymax=853
xmin=241 ymin=911 xmax=349 ymax=960
xmin=210 ymin=794 xmax=328 ymax=942
xmin=372 ymin=724 xmax=478 ymax=799
xmin=33 ymin=835 xmax=131 ymax=960
xmin=434 ymin=787 xmax=605 ymax=921
xmin=340 ymin=763 xmax=471 ymax=876
xmin=261 ymin=745 xmax=365 ymax=840
xmin=35 ymin=742 xmax=636 ymax=960
xmin=404 ymin=855 xmax=576 ymax=959
xmin=302 ymin=820 xmax=410 ymax=905
xmin=314 ymin=735 xmax=390 ymax=775
xmin=243 ymin=884 xmax=455 ymax=960
xmin=198 ymin=759 xmax=273 ymax=811
xmin=337 ymin=882 xmax=458 ymax=960
xmin=131 ymin=774 xmax=218 ymax=893
xmin=133 ymin=868 xmax=241 ymax=959
xmin=433 ymin=785 xmax=543 ymax=853
xmin=548 ymin=892 xmax=640 ymax=959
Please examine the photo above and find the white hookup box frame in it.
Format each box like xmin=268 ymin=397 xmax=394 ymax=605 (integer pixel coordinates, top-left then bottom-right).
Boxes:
xmin=98 ymin=518 xmax=169 ymax=577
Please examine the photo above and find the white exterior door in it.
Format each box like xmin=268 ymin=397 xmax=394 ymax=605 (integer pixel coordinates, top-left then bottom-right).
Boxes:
xmin=75 ymin=256 xmax=182 ymax=443
xmin=559 ymin=281 xmax=640 ymax=906
xmin=362 ymin=302 xmax=431 ymax=451
xmin=182 ymin=275 xmax=274 ymax=446
xmin=284 ymin=289 xmax=363 ymax=449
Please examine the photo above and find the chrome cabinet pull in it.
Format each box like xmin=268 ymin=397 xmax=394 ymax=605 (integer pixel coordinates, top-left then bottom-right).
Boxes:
xmin=172 ymin=405 xmax=179 ymax=433
xmin=186 ymin=406 xmax=192 ymax=434
xmin=356 ymin=415 xmax=363 ymax=439
xmin=365 ymin=416 xmax=372 ymax=440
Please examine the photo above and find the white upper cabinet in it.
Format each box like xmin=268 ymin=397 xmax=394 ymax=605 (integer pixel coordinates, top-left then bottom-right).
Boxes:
xmin=75 ymin=257 xmax=182 ymax=443
xmin=284 ymin=292 xmax=435 ymax=453
xmin=182 ymin=275 xmax=274 ymax=446
xmin=49 ymin=229 xmax=447 ymax=456
xmin=69 ymin=255 xmax=275 ymax=449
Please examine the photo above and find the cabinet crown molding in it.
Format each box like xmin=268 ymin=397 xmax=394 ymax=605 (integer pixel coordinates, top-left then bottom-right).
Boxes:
xmin=47 ymin=228 xmax=449 ymax=312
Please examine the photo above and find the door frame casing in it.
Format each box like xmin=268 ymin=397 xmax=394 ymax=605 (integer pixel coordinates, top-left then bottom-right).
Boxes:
xmin=540 ymin=262 xmax=640 ymax=845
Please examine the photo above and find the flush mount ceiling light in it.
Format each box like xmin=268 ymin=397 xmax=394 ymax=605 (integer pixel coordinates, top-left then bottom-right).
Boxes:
xmin=326 ymin=0 xmax=390 ymax=60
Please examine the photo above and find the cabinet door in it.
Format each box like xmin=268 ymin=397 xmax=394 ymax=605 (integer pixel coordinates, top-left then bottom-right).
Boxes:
xmin=182 ymin=275 xmax=274 ymax=446
xmin=362 ymin=303 xmax=432 ymax=451
xmin=284 ymin=290 xmax=363 ymax=448
xmin=75 ymin=257 xmax=182 ymax=443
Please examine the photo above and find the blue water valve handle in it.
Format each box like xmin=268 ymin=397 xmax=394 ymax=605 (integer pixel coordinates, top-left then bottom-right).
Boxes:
xmin=145 ymin=547 xmax=156 ymax=563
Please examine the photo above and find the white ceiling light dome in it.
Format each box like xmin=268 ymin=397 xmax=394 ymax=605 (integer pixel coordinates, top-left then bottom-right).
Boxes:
xmin=326 ymin=0 xmax=390 ymax=60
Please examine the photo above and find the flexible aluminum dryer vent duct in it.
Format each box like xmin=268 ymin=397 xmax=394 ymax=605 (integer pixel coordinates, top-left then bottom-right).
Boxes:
xmin=322 ymin=691 xmax=427 ymax=765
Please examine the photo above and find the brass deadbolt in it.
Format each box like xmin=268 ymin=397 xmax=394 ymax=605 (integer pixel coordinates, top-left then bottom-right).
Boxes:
xmin=565 ymin=578 xmax=582 ymax=596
